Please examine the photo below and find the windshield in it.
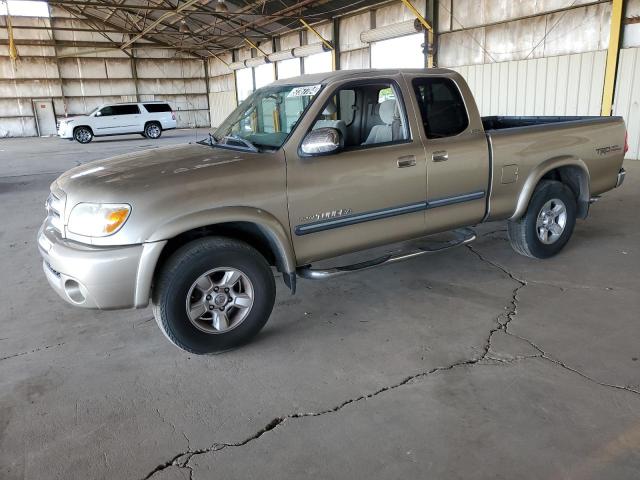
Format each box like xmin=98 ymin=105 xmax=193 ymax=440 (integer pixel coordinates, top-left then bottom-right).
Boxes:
xmin=211 ymin=83 xmax=323 ymax=151
xmin=87 ymin=106 xmax=101 ymax=116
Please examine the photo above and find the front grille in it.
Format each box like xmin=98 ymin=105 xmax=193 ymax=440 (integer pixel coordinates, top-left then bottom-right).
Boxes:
xmin=46 ymin=191 xmax=65 ymax=234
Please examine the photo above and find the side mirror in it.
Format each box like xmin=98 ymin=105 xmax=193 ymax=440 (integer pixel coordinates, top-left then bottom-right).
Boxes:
xmin=300 ymin=128 xmax=343 ymax=156
xmin=95 ymin=111 xmax=102 ymax=117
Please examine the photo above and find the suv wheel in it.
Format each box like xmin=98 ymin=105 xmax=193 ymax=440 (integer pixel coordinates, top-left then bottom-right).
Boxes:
xmin=144 ymin=122 xmax=162 ymax=139
xmin=74 ymin=127 xmax=93 ymax=144
xmin=152 ymin=237 xmax=276 ymax=354
xmin=507 ymin=180 xmax=577 ymax=259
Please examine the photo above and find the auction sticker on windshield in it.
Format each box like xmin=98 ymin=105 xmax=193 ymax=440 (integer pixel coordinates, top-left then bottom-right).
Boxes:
xmin=288 ymin=85 xmax=322 ymax=97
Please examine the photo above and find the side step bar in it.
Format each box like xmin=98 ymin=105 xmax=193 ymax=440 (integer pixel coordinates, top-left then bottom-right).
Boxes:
xmin=297 ymin=228 xmax=477 ymax=280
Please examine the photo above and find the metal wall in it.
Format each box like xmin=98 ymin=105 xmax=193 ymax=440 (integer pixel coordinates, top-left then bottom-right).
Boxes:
xmin=614 ymin=48 xmax=640 ymax=160
xmin=451 ymin=50 xmax=607 ymax=116
xmin=0 ymin=7 xmax=210 ymax=137
xmin=439 ymin=0 xmax=640 ymax=159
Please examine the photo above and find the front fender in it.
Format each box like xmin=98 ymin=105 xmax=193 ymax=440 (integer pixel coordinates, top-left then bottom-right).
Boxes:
xmin=147 ymin=206 xmax=296 ymax=274
xmin=511 ymin=156 xmax=590 ymax=220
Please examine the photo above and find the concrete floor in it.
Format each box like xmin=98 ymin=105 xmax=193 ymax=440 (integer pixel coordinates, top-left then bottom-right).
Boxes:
xmin=1 ymin=130 xmax=639 ymax=479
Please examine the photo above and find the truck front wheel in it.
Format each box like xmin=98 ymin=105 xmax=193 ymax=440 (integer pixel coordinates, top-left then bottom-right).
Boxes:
xmin=152 ymin=237 xmax=276 ymax=354
xmin=507 ymin=180 xmax=577 ymax=259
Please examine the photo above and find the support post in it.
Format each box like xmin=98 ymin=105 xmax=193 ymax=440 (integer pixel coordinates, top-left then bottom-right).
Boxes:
xmin=399 ymin=0 xmax=434 ymax=67
xmin=300 ymin=19 xmax=336 ymax=71
xmin=601 ymin=0 xmax=625 ymax=116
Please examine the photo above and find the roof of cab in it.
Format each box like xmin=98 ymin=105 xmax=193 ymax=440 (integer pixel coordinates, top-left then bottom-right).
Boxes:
xmin=270 ymin=68 xmax=456 ymax=86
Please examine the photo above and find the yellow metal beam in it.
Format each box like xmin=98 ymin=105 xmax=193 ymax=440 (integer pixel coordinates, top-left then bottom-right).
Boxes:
xmin=399 ymin=0 xmax=433 ymax=32
xmin=300 ymin=19 xmax=336 ymax=70
xmin=399 ymin=0 xmax=433 ymax=67
xmin=244 ymin=37 xmax=270 ymax=57
xmin=601 ymin=0 xmax=625 ymax=116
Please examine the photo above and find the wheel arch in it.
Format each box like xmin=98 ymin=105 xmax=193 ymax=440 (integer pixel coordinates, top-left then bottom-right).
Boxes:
xmin=73 ymin=125 xmax=94 ymax=135
xmin=511 ymin=156 xmax=590 ymax=221
xmin=135 ymin=207 xmax=296 ymax=307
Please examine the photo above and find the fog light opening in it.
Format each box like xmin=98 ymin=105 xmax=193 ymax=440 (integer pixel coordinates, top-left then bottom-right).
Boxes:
xmin=64 ymin=279 xmax=86 ymax=304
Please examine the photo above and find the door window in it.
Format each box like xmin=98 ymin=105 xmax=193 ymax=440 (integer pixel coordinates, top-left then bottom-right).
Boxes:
xmin=412 ymin=78 xmax=469 ymax=138
xmin=310 ymin=81 xmax=410 ymax=149
xmin=110 ymin=105 xmax=140 ymax=115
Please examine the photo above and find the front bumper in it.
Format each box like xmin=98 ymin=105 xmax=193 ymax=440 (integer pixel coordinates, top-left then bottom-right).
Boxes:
xmin=57 ymin=123 xmax=73 ymax=139
xmin=38 ymin=220 xmax=146 ymax=309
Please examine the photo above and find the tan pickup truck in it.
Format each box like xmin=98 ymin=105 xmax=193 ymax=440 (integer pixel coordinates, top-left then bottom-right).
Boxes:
xmin=38 ymin=68 xmax=627 ymax=354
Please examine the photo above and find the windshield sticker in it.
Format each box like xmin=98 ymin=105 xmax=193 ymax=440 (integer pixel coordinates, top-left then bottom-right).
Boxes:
xmin=288 ymin=84 xmax=322 ymax=97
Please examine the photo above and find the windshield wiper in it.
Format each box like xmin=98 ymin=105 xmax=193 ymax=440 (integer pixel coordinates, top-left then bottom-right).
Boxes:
xmin=196 ymin=132 xmax=215 ymax=146
xmin=216 ymin=135 xmax=259 ymax=152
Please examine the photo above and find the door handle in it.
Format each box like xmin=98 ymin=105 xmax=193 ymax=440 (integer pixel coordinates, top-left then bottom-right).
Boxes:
xmin=432 ymin=151 xmax=449 ymax=162
xmin=397 ymin=155 xmax=416 ymax=168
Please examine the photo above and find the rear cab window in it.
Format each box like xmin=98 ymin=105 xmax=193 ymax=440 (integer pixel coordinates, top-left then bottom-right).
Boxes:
xmin=143 ymin=103 xmax=172 ymax=113
xmin=412 ymin=77 xmax=468 ymax=139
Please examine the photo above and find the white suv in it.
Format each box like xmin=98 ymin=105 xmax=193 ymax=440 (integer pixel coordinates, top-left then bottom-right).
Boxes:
xmin=57 ymin=102 xmax=177 ymax=143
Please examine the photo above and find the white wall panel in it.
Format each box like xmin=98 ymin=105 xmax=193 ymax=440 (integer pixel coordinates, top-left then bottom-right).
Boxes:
xmin=614 ymin=48 xmax=640 ymax=160
xmin=452 ymin=50 xmax=606 ymax=118
xmin=209 ymin=91 xmax=236 ymax=127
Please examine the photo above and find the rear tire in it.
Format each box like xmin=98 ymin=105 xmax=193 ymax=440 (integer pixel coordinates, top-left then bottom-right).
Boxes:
xmin=144 ymin=122 xmax=162 ymax=139
xmin=74 ymin=127 xmax=93 ymax=144
xmin=152 ymin=237 xmax=276 ymax=354
xmin=508 ymin=180 xmax=577 ymax=259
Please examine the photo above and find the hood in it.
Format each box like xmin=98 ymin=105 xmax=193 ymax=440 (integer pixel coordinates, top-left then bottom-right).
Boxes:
xmin=50 ymin=142 xmax=285 ymax=246
xmin=56 ymin=143 xmax=248 ymax=197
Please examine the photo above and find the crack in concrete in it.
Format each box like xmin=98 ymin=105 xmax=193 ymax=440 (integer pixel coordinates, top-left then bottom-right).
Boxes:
xmin=466 ymin=245 xmax=640 ymax=396
xmin=142 ymin=243 xmax=638 ymax=479
xmin=0 ymin=342 xmax=65 ymax=362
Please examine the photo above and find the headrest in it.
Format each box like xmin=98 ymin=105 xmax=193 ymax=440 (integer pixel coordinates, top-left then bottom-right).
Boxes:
xmin=322 ymin=101 xmax=337 ymax=116
xmin=379 ymin=99 xmax=397 ymax=125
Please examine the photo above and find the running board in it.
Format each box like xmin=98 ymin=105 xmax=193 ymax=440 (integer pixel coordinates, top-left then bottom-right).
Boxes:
xmin=297 ymin=228 xmax=476 ymax=280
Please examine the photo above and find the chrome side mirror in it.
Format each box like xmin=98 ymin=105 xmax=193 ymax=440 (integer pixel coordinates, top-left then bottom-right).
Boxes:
xmin=300 ymin=128 xmax=343 ymax=156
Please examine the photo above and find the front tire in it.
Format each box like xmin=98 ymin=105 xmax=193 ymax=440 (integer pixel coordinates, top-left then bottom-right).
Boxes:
xmin=508 ymin=180 xmax=577 ymax=259
xmin=152 ymin=237 xmax=276 ymax=354
xmin=74 ymin=126 xmax=93 ymax=144
xmin=144 ymin=122 xmax=162 ymax=139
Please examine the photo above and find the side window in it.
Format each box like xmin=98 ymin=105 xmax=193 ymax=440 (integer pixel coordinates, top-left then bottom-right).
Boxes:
xmin=143 ymin=103 xmax=171 ymax=113
xmin=310 ymin=82 xmax=409 ymax=148
xmin=99 ymin=106 xmax=113 ymax=116
xmin=412 ymin=77 xmax=469 ymax=138
xmin=111 ymin=105 xmax=140 ymax=115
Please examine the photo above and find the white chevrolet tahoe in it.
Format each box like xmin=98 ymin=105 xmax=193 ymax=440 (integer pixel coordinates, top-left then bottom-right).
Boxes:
xmin=57 ymin=101 xmax=177 ymax=143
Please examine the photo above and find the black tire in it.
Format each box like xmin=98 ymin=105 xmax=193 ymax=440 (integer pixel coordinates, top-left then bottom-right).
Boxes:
xmin=144 ymin=122 xmax=162 ymax=139
xmin=507 ymin=180 xmax=577 ymax=259
xmin=152 ymin=237 xmax=276 ymax=354
xmin=74 ymin=126 xmax=93 ymax=144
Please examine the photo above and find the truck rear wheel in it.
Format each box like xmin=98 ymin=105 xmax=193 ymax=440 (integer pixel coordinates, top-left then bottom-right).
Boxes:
xmin=152 ymin=237 xmax=276 ymax=354
xmin=507 ymin=180 xmax=577 ymax=259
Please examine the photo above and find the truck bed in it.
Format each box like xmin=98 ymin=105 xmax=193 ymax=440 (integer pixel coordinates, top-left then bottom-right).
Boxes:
xmin=483 ymin=115 xmax=625 ymax=223
xmin=482 ymin=115 xmax=599 ymax=131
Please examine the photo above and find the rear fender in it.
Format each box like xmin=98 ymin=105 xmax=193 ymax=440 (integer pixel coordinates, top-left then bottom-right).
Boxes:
xmin=511 ymin=156 xmax=590 ymax=220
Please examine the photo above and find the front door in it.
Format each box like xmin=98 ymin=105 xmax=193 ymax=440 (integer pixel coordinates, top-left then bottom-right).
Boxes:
xmin=407 ymin=75 xmax=490 ymax=232
xmin=94 ymin=105 xmax=122 ymax=135
xmin=285 ymin=77 xmax=428 ymax=265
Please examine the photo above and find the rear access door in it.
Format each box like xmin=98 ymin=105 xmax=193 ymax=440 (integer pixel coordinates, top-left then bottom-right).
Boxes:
xmin=405 ymin=73 xmax=490 ymax=232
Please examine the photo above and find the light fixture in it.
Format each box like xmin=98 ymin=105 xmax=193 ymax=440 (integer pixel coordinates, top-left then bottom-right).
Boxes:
xmin=215 ymin=0 xmax=229 ymax=13
xmin=179 ymin=19 xmax=190 ymax=33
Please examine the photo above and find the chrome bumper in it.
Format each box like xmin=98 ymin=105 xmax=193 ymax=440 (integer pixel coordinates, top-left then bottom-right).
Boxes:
xmin=616 ymin=168 xmax=626 ymax=188
xmin=37 ymin=220 xmax=157 ymax=309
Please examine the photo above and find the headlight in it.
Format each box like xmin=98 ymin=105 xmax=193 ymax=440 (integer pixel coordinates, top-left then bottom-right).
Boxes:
xmin=67 ymin=203 xmax=131 ymax=237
